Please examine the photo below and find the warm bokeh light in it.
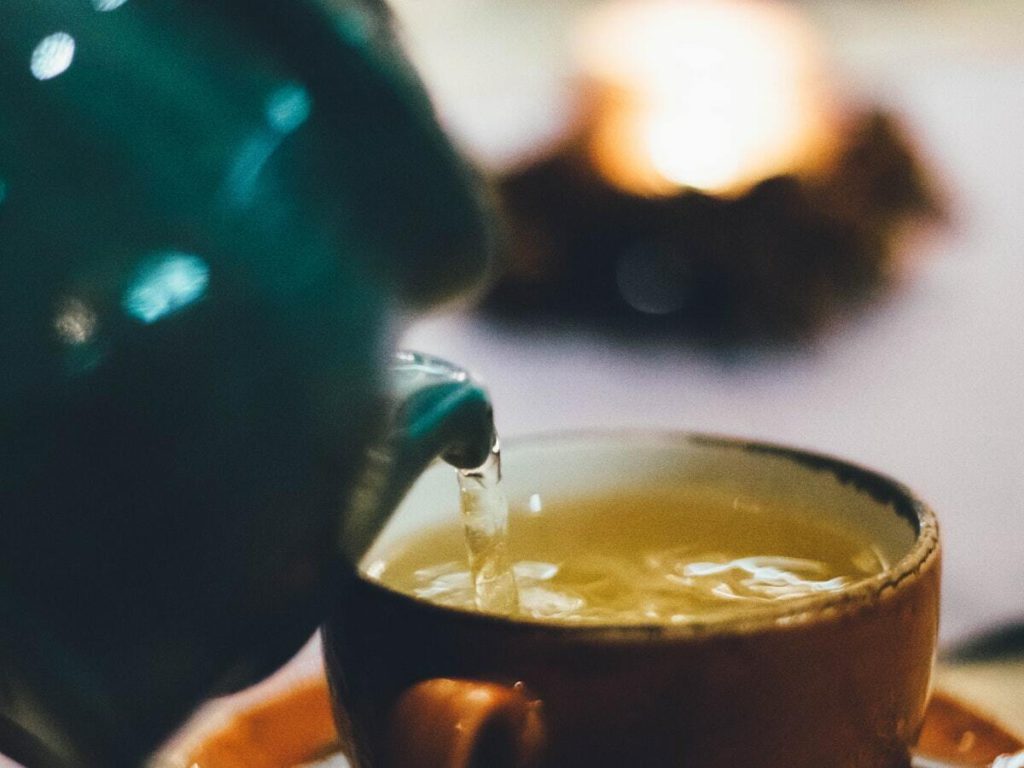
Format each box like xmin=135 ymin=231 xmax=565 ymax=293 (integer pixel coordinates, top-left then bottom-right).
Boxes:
xmin=578 ymin=0 xmax=837 ymax=197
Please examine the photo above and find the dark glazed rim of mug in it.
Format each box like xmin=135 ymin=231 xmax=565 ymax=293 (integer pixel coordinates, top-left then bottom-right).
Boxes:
xmin=357 ymin=430 xmax=940 ymax=640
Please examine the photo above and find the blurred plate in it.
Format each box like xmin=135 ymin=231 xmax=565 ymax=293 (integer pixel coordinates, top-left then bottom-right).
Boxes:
xmin=151 ymin=670 xmax=1023 ymax=768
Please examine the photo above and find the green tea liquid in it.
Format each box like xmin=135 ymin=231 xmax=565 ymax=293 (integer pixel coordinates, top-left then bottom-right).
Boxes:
xmin=377 ymin=482 xmax=888 ymax=624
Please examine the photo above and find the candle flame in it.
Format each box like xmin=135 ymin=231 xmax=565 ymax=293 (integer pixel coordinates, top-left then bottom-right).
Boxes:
xmin=580 ymin=0 xmax=836 ymax=197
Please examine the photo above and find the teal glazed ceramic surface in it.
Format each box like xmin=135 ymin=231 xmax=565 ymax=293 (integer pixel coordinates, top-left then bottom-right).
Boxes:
xmin=0 ymin=1 xmax=493 ymax=765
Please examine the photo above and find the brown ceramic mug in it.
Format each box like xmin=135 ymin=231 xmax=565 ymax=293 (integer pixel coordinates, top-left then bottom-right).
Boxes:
xmin=323 ymin=432 xmax=941 ymax=768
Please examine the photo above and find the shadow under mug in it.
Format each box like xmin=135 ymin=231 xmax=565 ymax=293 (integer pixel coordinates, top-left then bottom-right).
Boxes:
xmin=323 ymin=432 xmax=941 ymax=768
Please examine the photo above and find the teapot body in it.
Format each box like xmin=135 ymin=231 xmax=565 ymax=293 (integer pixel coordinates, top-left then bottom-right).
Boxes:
xmin=0 ymin=1 xmax=490 ymax=764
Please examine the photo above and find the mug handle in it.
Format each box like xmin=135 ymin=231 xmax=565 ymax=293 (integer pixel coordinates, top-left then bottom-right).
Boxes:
xmin=386 ymin=678 xmax=545 ymax=768
xmin=340 ymin=351 xmax=495 ymax=565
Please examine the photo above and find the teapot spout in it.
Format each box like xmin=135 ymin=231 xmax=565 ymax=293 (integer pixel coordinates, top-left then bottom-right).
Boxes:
xmin=340 ymin=352 xmax=495 ymax=565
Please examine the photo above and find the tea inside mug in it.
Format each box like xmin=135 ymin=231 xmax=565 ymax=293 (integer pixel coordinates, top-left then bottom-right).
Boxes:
xmin=365 ymin=484 xmax=889 ymax=624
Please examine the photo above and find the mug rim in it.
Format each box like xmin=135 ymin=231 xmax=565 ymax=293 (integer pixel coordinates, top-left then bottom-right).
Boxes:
xmin=357 ymin=429 xmax=940 ymax=640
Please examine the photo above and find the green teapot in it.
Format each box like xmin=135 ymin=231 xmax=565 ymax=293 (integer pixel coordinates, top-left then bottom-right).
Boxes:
xmin=0 ymin=1 xmax=496 ymax=765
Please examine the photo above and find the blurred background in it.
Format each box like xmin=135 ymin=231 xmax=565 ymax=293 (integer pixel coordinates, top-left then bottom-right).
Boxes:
xmin=391 ymin=0 xmax=1023 ymax=648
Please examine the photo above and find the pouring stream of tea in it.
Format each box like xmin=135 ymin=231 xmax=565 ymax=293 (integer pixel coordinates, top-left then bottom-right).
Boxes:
xmin=457 ymin=438 xmax=521 ymax=613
